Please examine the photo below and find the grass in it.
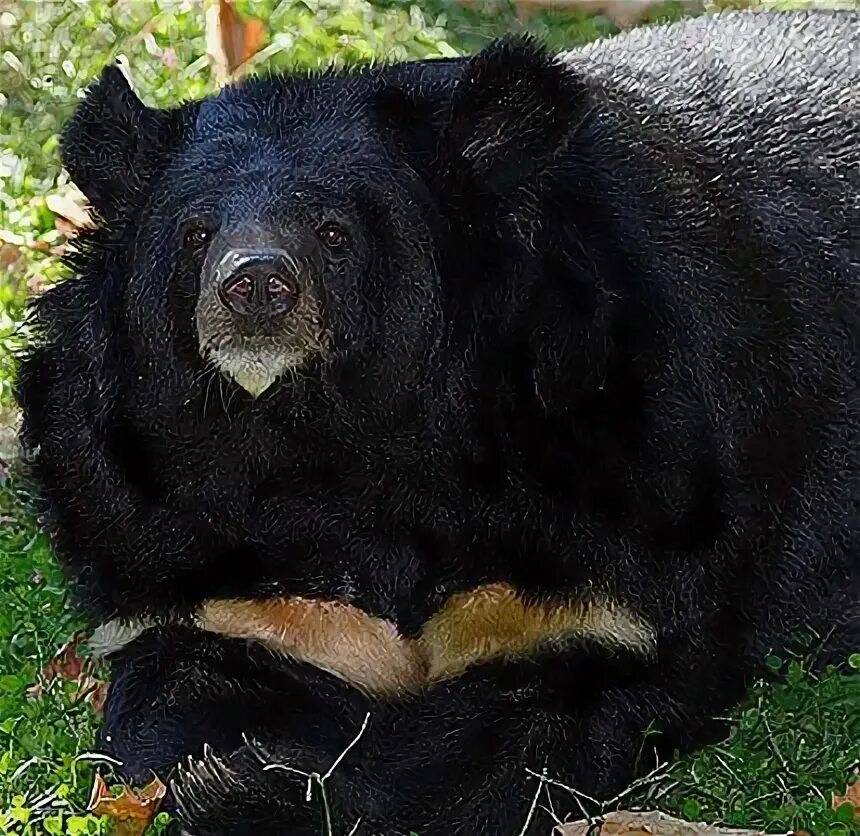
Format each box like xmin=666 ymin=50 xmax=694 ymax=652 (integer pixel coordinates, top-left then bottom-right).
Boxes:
xmin=0 ymin=499 xmax=109 ymax=835
xmin=0 ymin=0 xmax=858 ymax=833
xmin=633 ymin=659 xmax=860 ymax=833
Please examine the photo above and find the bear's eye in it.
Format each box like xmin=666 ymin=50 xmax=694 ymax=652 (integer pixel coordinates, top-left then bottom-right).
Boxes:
xmin=318 ymin=222 xmax=350 ymax=250
xmin=182 ymin=220 xmax=213 ymax=249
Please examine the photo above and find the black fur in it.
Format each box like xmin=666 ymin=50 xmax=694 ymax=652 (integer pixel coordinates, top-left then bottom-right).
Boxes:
xmin=16 ymin=9 xmax=859 ymax=835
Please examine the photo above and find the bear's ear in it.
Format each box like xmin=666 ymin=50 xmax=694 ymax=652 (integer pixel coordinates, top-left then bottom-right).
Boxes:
xmin=60 ymin=63 xmax=181 ymax=219
xmin=442 ymin=36 xmax=583 ymax=192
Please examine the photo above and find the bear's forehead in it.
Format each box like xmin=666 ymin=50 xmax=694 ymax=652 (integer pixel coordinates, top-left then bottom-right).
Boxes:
xmin=180 ymin=79 xmax=386 ymax=179
xmin=175 ymin=128 xmax=384 ymax=193
xmin=191 ymin=73 xmax=374 ymax=141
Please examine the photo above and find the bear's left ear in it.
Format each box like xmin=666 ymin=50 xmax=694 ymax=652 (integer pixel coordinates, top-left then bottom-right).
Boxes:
xmin=60 ymin=63 xmax=188 ymax=220
xmin=442 ymin=36 xmax=584 ymax=192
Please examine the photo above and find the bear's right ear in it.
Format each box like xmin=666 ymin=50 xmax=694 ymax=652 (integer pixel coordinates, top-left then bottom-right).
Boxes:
xmin=60 ymin=64 xmax=181 ymax=219
xmin=441 ymin=36 xmax=584 ymax=194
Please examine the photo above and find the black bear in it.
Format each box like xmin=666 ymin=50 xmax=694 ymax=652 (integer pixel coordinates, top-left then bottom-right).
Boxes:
xmin=16 ymin=8 xmax=859 ymax=835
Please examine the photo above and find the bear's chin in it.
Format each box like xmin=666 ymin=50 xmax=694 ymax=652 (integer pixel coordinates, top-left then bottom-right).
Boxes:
xmin=227 ymin=368 xmax=280 ymax=398
xmin=208 ymin=344 xmax=308 ymax=398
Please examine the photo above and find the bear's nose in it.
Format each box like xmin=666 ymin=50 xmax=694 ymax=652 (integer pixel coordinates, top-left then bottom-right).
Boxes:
xmin=216 ymin=249 xmax=300 ymax=317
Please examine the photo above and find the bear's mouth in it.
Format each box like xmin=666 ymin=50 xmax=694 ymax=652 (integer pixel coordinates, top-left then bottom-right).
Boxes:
xmin=195 ymin=291 xmax=330 ymax=398
xmin=206 ymin=340 xmax=309 ymax=397
xmin=198 ymin=329 xmax=329 ymax=397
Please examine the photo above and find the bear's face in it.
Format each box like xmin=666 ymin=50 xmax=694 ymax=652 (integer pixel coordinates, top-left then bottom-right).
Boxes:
xmin=60 ymin=40 xmax=583 ymax=401
xmin=67 ymin=73 xmax=451 ymax=399
xmin=148 ymin=90 xmax=447 ymax=398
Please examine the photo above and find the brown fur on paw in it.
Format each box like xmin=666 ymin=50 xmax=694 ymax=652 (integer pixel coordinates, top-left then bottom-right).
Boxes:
xmin=419 ymin=583 xmax=656 ymax=684
xmin=91 ymin=586 xmax=655 ymax=697
xmin=196 ymin=597 xmax=427 ymax=697
xmin=196 ymin=585 xmax=655 ymax=695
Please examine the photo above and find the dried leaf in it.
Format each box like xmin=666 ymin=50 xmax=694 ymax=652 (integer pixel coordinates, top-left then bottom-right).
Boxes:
xmin=83 ymin=679 xmax=110 ymax=715
xmin=40 ymin=631 xmax=86 ymax=683
xmin=88 ymin=773 xmax=167 ymax=835
xmin=53 ymin=217 xmax=81 ymax=238
xmin=46 ymin=185 xmax=92 ymax=233
xmin=832 ymin=780 xmax=860 ymax=818
xmin=205 ymin=0 xmax=265 ymax=85
xmin=26 ymin=630 xmax=108 ymax=714
xmin=557 ymin=811 xmax=792 ymax=835
xmin=0 ymin=242 xmax=21 ymax=268
xmin=27 ymin=273 xmax=50 ymax=295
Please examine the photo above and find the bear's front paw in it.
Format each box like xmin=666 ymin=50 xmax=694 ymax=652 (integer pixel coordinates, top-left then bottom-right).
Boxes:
xmin=171 ymin=746 xmax=237 ymax=830
xmin=170 ymin=741 xmax=326 ymax=836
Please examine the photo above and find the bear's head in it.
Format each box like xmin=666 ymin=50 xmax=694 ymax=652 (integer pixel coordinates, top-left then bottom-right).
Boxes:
xmin=60 ymin=39 xmax=582 ymax=403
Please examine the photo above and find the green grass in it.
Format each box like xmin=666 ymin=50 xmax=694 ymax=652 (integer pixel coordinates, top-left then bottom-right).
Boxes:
xmin=0 ymin=485 xmax=111 ymax=834
xmin=1 ymin=0 xmax=858 ymax=833
xmin=634 ymin=659 xmax=860 ymax=834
